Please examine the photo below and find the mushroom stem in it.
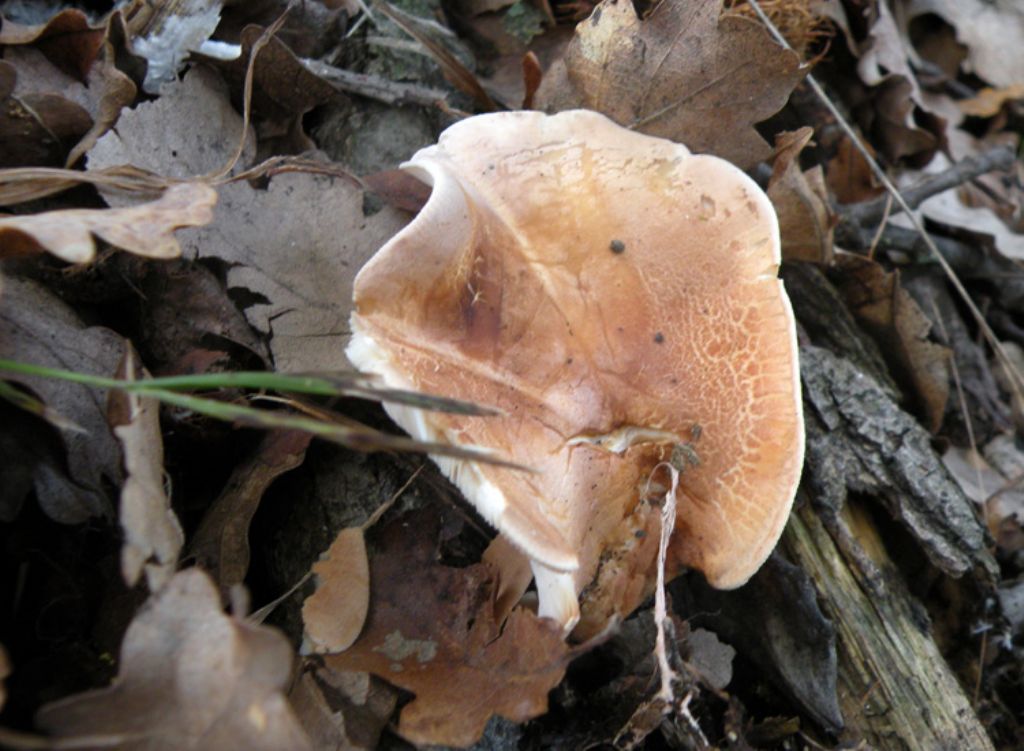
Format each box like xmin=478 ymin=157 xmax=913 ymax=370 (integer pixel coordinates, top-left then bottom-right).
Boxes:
xmin=531 ymin=562 xmax=581 ymax=634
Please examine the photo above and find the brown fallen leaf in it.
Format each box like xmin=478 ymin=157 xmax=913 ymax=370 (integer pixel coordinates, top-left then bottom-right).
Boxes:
xmin=835 ymin=253 xmax=951 ymax=433
xmin=134 ymin=259 xmax=270 ymax=374
xmin=87 ymin=67 xmax=407 ymax=370
xmin=109 ymin=350 xmax=184 ymax=592
xmin=188 ymin=430 xmax=312 ymax=595
xmin=535 ymin=0 xmax=805 ymax=168
xmin=288 ymin=663 xmax=397 ymax=751
xmin=65 ymin=41 xmax=137 ymax=167
xmin=958 ymin=84 xmax=1024 ymax=118
xmin=195 ymin=25 xmax=342 ymax=123
xmin=767 ymin=127 xmax=835 ymax=264
xmin=324 ymin=508 xmax=570 ymax=747
xmin=851 ymin=1 xmax=943 ymax=165
xmin=36 ymin=569 xmax=312 ymax=750
xmin=0 ymin=42 xmax=137 ymax=169
xmin=0 ymin=8 xmax=104 ymax=79
xmin=825 ymin=132 xmax=883 ymax=204
xmin=0 ymin=276 xmax=125 ymax=523
xmin=0 ymin=182 xmax=217 ymax=263
xmin=302 ymin=527 xmax=370 ymax=654
xmin=0 ymin=53 xmax=92 ymax=168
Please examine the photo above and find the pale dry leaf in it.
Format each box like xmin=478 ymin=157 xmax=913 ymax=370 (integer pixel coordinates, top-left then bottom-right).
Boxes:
xmin=188 ymin=430 xmax=311 ymax=594
xmin=891 ymin=152 xmax=1024 ymax=259
xmin=110 ymin=352 xmax=184 ymax=592
xmin=0 ymin=276 xmax=124 ymax=522
xmin=767 ymin=127 xmax=834 ymax=264
xmin=302 ymin=527 xmax=370 ymax=654
xmin=325 ymin=508 xmax=569 ymax=748
xmin=87 ymin=66 xmax=407 ymax=370
xmin=942 ymin=445 xmax=1007 ymax=506
xmin=36 ymin=568 xmax=312 ymax=750
xmin=535 ymin=0 xmax=805 ymax=167
xmin=686 ymin=628 xmax=735 ymax=691
xmin=904 ymin=0 xmax=1024 ymax=88
xmin=944 ymin=435 xmax=1024 ymax=553
xmin=87 ymin=66 xmax=255 ymax=189
xmin=857 ymin=0 xmax=917 ymax=89
xmin=981 ymin=434 xmax=1024 ymax=545
xmin=0 ymin=182 xmax=217 ymax=263
xmin=999 ymin=580 xmax=1024 ymax=633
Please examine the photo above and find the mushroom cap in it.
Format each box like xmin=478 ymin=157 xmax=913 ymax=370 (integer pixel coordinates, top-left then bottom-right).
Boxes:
xmin=348 ymin=110 xmax=803 ymax=629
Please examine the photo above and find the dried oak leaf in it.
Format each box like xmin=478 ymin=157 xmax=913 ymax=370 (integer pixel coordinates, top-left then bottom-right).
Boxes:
xmin=195 ymin=25 xmax=341 ymax=122
xmin=109 ymin=351 xmax=184 ymax=592
xmin=0 ymin=44 xmax=136 ymax=169
xmin=288 ymin=663 xmax=397 ymax=751
xmin=323 ymin=509 xmax=569 ymax=748
xmin=0 ymin=52 xmax=91 ymax=168
xmin=0 ymin=182 xmax=217 ymax=263
xmin=535 ymin=0 xmax=805 ymax=168
xmin=87 ymin=67 xmax=406 ymax=371
xmin=0 ymin=276 xmax=124 ymax=523
xmin=767 ymin=127 xmax=835 ymax=264
xmin=835 ymin=253 xmax=951 ymax=433
xmin=36 ymin=569 xmax=312 ymax=750
xmin=302 ymin=526 xmax=371 ymax=654
xmin=0 ymin=8 xmax=104 ymax=80
xmin=188 ymin=430 xmax=311 ymax=595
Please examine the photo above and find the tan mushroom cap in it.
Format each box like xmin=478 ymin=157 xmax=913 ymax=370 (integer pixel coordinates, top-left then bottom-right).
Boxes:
xmin=348 ymin=110 xmax=804 ymax=631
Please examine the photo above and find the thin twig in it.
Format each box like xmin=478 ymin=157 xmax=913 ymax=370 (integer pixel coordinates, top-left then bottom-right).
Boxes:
xmin=866 ymin=193 xmax=892 ymax=260
xmin=843 ymin=144 xmax=1016 ymax=227
xmin=301 ymin=58 xmax=449 ymax=107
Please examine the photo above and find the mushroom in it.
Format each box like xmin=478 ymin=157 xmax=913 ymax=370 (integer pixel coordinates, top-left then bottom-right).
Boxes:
xmin=347 ymin=110 xmax=804 ymax=636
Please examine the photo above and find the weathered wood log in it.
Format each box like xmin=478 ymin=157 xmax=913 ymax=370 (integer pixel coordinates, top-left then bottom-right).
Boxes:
xmin=784 ymin=502 xmax=994 ymax=750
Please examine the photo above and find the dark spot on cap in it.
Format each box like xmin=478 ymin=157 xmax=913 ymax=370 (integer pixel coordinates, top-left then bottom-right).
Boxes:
xmin=609 ymin=239 xmax=626 ymax=254
xmin=566 ymin=357 xmax=574 ymax=364
xmin=654 ymin=332 xmax=665 ymax=344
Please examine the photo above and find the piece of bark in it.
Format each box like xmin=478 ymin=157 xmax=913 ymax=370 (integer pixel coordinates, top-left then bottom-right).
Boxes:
xmin=801 ymin=343 xmax=996 ymax=579
xmin=783 ymin=501 xmax=995 ymax=750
